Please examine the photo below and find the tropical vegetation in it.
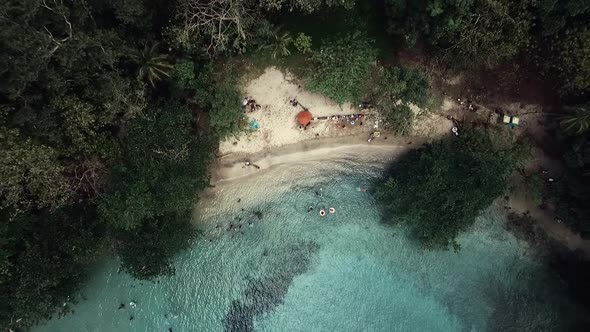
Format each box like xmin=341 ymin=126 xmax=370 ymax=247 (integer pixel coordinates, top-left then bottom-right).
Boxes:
xmin=306 ymin=32 xmax=377 ymax=104
xmin=1 ymin=0 xmax=590 ymax=329
xmin=377 ymin=128 xmax=527 ymax=250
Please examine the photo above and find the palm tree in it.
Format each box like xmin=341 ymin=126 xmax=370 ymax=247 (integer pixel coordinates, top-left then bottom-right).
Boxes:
xmin=259 ymin=28 xmax=293 ymax=58
xmin=561 ymin=104 xmax=590 ymax=135
xmin=135 ymin=42 xmax=173 ymax=87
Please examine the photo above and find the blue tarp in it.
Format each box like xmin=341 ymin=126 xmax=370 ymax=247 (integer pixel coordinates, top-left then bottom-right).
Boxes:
xmin=250 ymin=119 xmax=261 ymax=130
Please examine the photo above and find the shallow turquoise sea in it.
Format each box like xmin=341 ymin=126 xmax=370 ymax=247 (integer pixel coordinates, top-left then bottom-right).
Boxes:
xmin=34 ymin=147 xmax=585 ymax=332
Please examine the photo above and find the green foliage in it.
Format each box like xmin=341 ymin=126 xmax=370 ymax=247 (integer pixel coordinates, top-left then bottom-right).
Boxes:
xmin=190 ymin=64 xmax=216 ymax=106
xmin=208 ymin=82 xmax=246 ymax=138
xmin=0 ymin=6 xmax=149 ymax=310
xmin=114 ymin=212 xmax=196 ymax=279
xmin=99 ymin=101 xmax=213 ymax=230
xmin=356 ymin=66 xmax=434 ymax=134
xmin=99 ymin=101 xmax=213 ymax=278
xmin=561 ymin=104 xmax=590 ymax=135
xmin=385 ymin=0 xmax=533 ymax=69
xmin=554 ymin=27 xmax=590 ymax=95
xmin=294 ymin=33 xmax=312 ymax=53
xmin=108 ymin=0 xmax=152 ymax=28
xmin=258 ymin=29 xmax=293 ymax=58
xmin=380 ymin=103 xmax=414 ymax=135
xmin=0 ymin=0 xmax=145 ymax=210
xmin=0 ymin=0 xmax=234 ymax=326
xmin=359 ymin=66 xmax=433 ymax=108
xmin=52 ymin=96 xmax=121 ymax=159
xmin=172 ymin=60 xmax=197 ymax=89
xmin=0 ymin=206 xmax=101 ymax=330
xmin=259 ymin=0 xmax=356 ymax=13
xmin=527 ymin=0 xmax=590 ymax=96
xmin=135 ymin=42 xmax=173 ymax=87
xmin=534 ymin=0 xmax=590 ymax=36
xmin=0 ymin=127 xmax=70 ymax=212
xmin=377 ymin=128 xmax=526 ymax=249
xmin=554 ymin=133 xmax=590 ymax=236
xmin=307 ymin=32 xmax=377 ymax=104
xmin=392 ymin=67 xmax=433 ymax=108
xmin=172 ymin=61 xmax=244 ymax=139
xmin=172 ymin=61 xmax=215 ymax=105
xmin=384 ymin=0 xmax=589 ymax=95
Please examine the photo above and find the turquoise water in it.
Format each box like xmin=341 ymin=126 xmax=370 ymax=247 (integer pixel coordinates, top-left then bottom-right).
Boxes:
xmin=34 ymin=148 xmax=584 ymax=332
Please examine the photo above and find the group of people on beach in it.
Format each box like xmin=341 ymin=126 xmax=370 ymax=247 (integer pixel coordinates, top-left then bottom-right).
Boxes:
xmin=288 ymin=96 xmax=299 ymax=107
xmin=330 ymin=113 xmax=364 ymax=128
xmin=242 ymin=97 xmax=260 ymax=113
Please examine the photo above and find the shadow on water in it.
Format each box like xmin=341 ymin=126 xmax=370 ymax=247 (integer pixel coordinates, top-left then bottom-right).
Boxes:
xmin=224 ymin=240 xmax=320 ymax=332
xmin=547 ymin=251 xmax=590 ymax=331
xmin=366 ymin=146 xmax=423 ymax=235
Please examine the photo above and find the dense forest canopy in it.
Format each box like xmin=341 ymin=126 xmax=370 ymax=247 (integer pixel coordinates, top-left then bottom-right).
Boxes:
xmin=1 ymin=0 xmax=589 ymax=329
xmin=377 ymin=128 xmax=526 ymax=250
xmin=385 ymin=0 xmax=590 ymax=96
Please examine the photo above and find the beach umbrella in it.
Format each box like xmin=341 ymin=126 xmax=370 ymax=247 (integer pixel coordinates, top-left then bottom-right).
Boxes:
xmin=297 ymin=110 xmax=312 ymax=125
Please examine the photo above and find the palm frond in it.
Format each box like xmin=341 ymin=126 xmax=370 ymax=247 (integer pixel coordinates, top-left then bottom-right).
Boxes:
xmin=561 ymin=104 xmax=590 ymax=135
xmin=137 ymin=42 xmax=172 ymax=87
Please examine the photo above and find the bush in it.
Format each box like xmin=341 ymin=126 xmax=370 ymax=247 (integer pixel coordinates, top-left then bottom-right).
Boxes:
xmin=257 ymin=27 xmax=293 ymax=58
xmin=554 ymin=27 xmax=590 ymax=96
xmin=307 ymin=32 xmax=377 ymax=104
xmin=379 ymin=103 xmax=414 ymax=135
xmin=357 ymin=66 xmax=434 ymax=134
xmin=377 ymin=128 xmax=527 ymax=250
xmin=208 ymin=81 xmax=246 ymax=138
xmin=100 ymin=101 xmax=213 ymax=230
xmin=99 ymin=101 xmax=214 ymax=279
xmin=359 ymin=66 xmax=433 ymax=107
xmin=0 ymin=206 xmax=101 ymax=329
xmin=554 ymin=133 xmax=590 ymax=237
xmin=172 ymin=62 xmax=245 ymax=138
xmin=294 ymin=33 xmax=312 ymax=53
xmin=385 ymin=0 xmax=532 ymax=69
xmin=172 ymin=59 xmax=197 ymax=89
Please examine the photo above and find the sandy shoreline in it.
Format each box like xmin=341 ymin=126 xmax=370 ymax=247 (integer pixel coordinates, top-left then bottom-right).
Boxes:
xmin=212 ymin=133 xmax=433 ymax=183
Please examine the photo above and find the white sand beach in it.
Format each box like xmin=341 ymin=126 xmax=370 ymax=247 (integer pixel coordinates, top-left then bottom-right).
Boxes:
xmin=212 ymin=134 xmax=431 ymax=183
xmin=218 ymin=67 xmax=454 ymax=156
